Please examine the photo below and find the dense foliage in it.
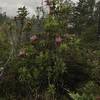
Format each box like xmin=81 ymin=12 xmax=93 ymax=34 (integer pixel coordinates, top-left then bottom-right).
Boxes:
xmin=0 ymin=0 xmax=100 ymax=99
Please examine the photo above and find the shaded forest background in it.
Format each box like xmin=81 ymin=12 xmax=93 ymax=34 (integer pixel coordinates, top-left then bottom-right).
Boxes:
xmin=0 ymin=0 xmax=100 ymax=99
